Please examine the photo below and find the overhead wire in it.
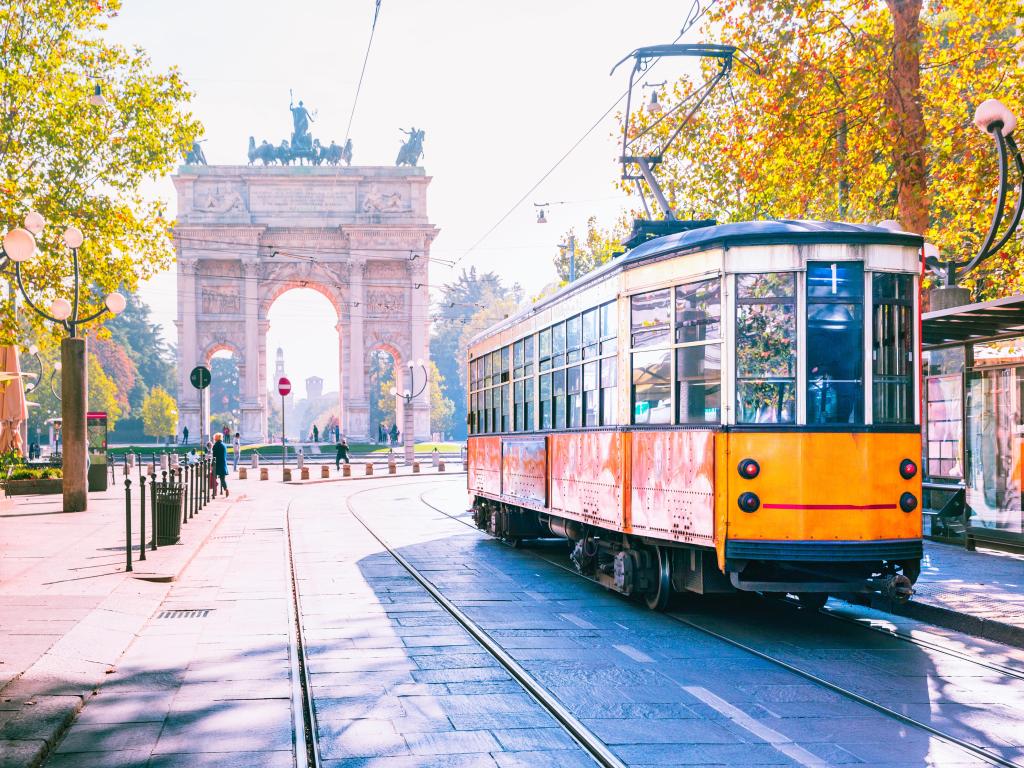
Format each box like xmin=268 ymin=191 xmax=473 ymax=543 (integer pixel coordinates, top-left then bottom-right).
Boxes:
xmin=345 ymin=0 xmax=384 ymax=144
xmin=452 ymin=0 xmax=723 ymax=268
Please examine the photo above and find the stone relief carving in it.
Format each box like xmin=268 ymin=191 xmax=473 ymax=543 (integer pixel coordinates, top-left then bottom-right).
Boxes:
xmin=365 ymin=289 xmax=404 ymax=315
xmin=202 ymin=286 xmax=242 ymax=314
xmin=198 ymin=260 xmax=243 ymax=278
xmin=362 ymin=190 xmax=405 ymax=213
xmin=367 ymin=261 xmax=407 ymax=281
xmin=196 ymin=188 xmax=246 ymax=214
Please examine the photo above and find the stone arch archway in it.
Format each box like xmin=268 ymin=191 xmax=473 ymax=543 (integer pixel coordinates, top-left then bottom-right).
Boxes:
xmin=173 ymin=164 xmax=438 ymax=442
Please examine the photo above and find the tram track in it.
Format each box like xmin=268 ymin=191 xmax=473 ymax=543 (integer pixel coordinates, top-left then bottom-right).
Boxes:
xmin=415 ymin=485 xmax=1024 ymax=768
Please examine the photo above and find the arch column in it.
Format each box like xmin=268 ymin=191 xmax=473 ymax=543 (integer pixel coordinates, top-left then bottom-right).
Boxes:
xmin=240 ymin=259 xmax=263 ymax=441
xmin=335 ymin=319 xmax=346 ymax=438
xmin=176 ymin=258 xmax=201 ymax=440
xmin=346 ymin=259 xmax=369 ymax=439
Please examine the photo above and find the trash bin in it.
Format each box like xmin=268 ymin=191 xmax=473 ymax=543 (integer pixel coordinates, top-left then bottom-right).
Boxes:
xmin=155 ymin=484 xmax=183 ymax=545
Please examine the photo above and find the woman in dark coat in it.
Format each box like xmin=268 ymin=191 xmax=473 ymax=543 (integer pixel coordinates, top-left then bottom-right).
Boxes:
xmin=212 ymin=433 xmax=229 ymax=497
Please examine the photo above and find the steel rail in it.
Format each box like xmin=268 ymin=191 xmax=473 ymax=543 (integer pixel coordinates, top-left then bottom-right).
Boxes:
xmin=342 ymin=482 xmax=626 ymax=768
xmin=416 ymin=487 xmax=1023 ymax=768
xmin=285 ymin=500 xmax=322 ymax=768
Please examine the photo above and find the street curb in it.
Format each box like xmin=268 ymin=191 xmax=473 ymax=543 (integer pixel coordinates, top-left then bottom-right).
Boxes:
xmin=129 ymin=494 xmax=238 ymax=583
xmin=282 ymin=469 xmax=467 ymax=486
xmin=867 ymin=594 xmax=1024 ymax=649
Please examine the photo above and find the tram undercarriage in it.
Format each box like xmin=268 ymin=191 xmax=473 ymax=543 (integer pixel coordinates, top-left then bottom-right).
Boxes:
xmin=471 ymin=497 xmax=917 ymax=610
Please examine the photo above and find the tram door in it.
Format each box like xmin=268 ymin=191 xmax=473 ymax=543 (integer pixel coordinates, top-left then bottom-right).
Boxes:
xmin=965 ymin=365 xmax=1024 ymax=535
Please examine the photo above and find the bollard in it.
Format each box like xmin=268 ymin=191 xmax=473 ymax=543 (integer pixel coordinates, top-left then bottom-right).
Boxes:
xmin=413 ymin=461 xmax=421 ymax=473
xmin=300 ymin=466 xmax=309 ymax=480
xmin=138 ymin=472 xmax=146 ymax=561
xmin=239 ymin=467 xmax=248 ymax=479
xmin=123 ymin=453 xmax=129 ymax=476
xmin=365 ymin=463 xmax=373 ymax=476
xmin=388 ymin=461 xmax=397 ymax=475
xmin=321 ymin=465 xmax=330 ymax=478
xmin=343 ymin=464 xmax=351 ymax=478
xmin=438 ymin=461 xmax=446 ymax=472
xmin=150 ymin=472 xmax=158 ymax=549
xmin=182 ymin=464 xmax=189 ymax=524
xmin=251 ymin=452 xmax=259 ymax=469
xmin=260 ymin=467 xmax=268 ymax=480
xmin=141 ymin=474 xmax=154 ymax=552
xmin=283 ymin=467 xmax=292 ymax=481
xmin=124 ymin=478 xmax=133 ymax=573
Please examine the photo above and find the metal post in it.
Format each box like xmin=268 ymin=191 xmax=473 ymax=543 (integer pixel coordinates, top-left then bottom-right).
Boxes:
xmin=61 ymin=337 xmax=87 ymax=512
xmin=569 ymin=234 xmax=576 ymax=283
xmin=281 ymin=393 xmax=286 ymax=479
xmin=177 ymin=467 xmax=184 ymax=526
xmin=183 ymin=463 xmax=189 ymax=524
xmin=141 ymin=474 xmax=153 ymax=551
xmin=124 ymin=478 xmax=132 ymax=573
xmin=150 ymin=471 xmax=158 ymax=549
xmin=138 ymin=470 xmax=146 ymax=561
xmin=191 ymin=460 xmax=196 ymax=517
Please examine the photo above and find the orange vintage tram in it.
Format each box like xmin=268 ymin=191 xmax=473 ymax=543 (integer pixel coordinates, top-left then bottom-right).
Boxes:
xmin=466 ymin=220 xmax=923 ymax=610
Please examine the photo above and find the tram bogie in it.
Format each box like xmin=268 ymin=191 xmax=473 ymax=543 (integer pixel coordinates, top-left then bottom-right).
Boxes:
xmin=466 ymin=221 xmax=924 ymax=610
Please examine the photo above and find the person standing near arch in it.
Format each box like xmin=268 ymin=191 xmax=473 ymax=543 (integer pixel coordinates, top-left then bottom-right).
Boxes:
xmin=213 ymin=433 xmax=228 ymax=497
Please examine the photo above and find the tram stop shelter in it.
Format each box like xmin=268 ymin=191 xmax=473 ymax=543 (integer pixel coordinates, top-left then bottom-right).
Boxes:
xmin=922 ymin=293 xmax=1024 ymax=553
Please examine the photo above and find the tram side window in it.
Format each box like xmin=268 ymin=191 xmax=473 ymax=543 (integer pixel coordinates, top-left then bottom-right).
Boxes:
xmin=601 ymin=301 xmax=618 ymax=356
xmin=553 ymin=369 xmax=567 ymax=429
xmin=552 ymin=322 xmax=566 ymax=368
xmin=525 ymin=378 xmax=535 ymax=431
xmin=567 ymin=366 xmax=583 ymax=427
xmin=873 ymin=273 xmax=915 ymax=424
xmin=501 ymin=384 xmax=510 ymax=432
xmin=807 ymin=262 xmax=864 ymax=425
xmin=524 ymin=334 xmax=535 ymax=376
xmin=582 ymin=309 xmax=599 ymax=359
xmin=601 ymin=356 xmax=618 ymax=425
xmin=583 ymin=361 xmax=599 ymax=426
xmin=631 ymin=289 xmax=671 ymax=348
xmin=676 ymin=278 xmax=722 ymax=424
xmin=539 ymin=328 xmax=552 ymax=372
xmin=540 ymin=373 xmax=553 ymax=430
xmin=735 ymin=273 xmax=797 ymax=425
xmin=633 ymin=349 xmax=672 ymax=424
xmin=513 ymin=340 xmax=524 ymax=378
xmin=566 ymin=315 xmax=582 ymax=363
xmin=484 ymin=388 xmax=492 ymax=433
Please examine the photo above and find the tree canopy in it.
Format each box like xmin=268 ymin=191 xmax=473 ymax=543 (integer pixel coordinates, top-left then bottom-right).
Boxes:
xmin=620 ymin=0 xmax=1023 ymax=298
xmin=140 ymin=385 xmax=177 ymax=438
xmin=1 ymin=0 xmax=200 ymax=343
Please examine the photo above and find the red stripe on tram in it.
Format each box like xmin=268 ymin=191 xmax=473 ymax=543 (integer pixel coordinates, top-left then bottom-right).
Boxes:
xmin=762 ymin=503 xmax=898 ymax=510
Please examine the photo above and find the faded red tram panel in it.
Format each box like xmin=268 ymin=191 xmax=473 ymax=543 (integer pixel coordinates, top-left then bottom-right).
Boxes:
xmin=468 ymin=437 xmax=502 ymax=496
xmin=550 ymin=431 xmax=624 ymax=531
xmin=631 ymin=430 xmax=715 ymax=547
xmin=500 ymin=436 xmax=548 ymax=509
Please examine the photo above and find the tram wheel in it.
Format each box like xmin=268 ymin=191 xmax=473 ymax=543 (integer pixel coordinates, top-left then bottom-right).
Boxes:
xmin=796 ymin=592 xmax=828 ymax=611
xmin=644 ymin=546 xmax=672 ymax=611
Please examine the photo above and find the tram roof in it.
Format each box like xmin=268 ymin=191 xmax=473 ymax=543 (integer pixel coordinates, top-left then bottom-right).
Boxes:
xmin=470 ymin=219 xmax=922 ymax=349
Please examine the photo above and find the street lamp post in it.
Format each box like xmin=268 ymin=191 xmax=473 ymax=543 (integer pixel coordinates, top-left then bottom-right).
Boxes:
xmin=2 ymin=214 xmax=126 ymax=512
xmin=391 ymin=360 xmax=427 ymax=466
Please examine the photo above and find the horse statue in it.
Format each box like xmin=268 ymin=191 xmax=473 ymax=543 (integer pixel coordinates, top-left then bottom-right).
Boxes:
xmin=275 ymin=140 xmax=292 ymax=166
xmin=185 ymin=139 xmax=208 ymax=165
xmin=396 ymin=128 xmax=425 ymax=167
xmin=248 ymin=136 xmax=277 ymax=166
xmin=342 ymin=138 xmax=353 ymax=166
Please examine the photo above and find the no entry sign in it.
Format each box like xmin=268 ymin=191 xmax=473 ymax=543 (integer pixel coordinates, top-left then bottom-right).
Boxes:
xmin=278 ymin=377 xmax=292 ymax=397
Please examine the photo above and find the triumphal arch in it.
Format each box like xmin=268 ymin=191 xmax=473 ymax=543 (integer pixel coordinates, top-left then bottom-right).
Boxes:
xmin=172 ymin=163 xmax=438 ymax=442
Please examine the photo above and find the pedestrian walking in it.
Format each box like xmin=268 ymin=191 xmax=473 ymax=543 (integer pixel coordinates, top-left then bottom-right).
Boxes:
xmin=212 ymin=433 xmax=229 ymax=497
xmin=390 ymin=423 xmax=400 ymax=444
xmin=334 ymin=425 xmax=340 ymax=442
xmin=232 ymin=431 xmax=241 ymax=471
xmin=312 ymin=424 xmax=319 ymax=443
xmin=335 ymin=439 xmax=350 ymax=469
xmin=182 ymin=426 xmax=189 ymax=445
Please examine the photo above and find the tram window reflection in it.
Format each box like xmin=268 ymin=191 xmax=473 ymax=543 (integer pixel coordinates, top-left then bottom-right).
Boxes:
xmin=631 ymin=289 xmax=671 ymax=348
xmin=873 ymin=273 xmax=915 ymax=424
xmin=676 ymin=278 xmax=721 ymax=343
xmin=677 ymin=344 xmax=721 ymax=424
xmin=540 ymin=374 xmax=552 ymax=430
xmin=633 ymin=349 xmax=672 ymax=424
xmin=736 ymin=273 xmax=796 ymax=425
xmin=806 ymin=262 xmax=864 ymax=425
xmin=553 ymin=369 xmax=566 ymax=429
xmin=601 ymin=357 xmax=617 ymax=426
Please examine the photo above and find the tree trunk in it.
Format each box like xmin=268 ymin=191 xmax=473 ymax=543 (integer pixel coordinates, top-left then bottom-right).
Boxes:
xmin=885 ymin=0 xmax=928 ymax=234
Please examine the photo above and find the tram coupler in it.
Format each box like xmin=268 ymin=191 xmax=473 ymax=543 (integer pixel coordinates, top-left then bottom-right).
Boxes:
xmin=869 ymin=573 xmax=915 ymax=604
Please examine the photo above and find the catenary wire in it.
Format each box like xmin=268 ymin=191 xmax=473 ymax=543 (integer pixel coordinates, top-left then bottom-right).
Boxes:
xmin=344 ymin=0 xmax=384 ymax=144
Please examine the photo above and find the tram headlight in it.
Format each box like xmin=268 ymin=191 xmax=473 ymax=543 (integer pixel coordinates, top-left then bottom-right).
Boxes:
xmin=738 ymin=492 xmax=760 ymax=513
xmin=899 ymin=492 xmax=918 ymax=513
xmin=899 ymin=458 xmax=917 ymax=479
xmin=738 ymin=458 xmax=760 ymax=479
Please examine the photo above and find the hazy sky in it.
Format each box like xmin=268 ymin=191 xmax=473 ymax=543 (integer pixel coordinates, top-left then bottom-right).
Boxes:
xmin=106 ymin=0 xmax=704 ymax=398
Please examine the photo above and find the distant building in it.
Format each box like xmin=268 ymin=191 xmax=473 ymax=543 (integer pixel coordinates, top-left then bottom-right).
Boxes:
xmin=306 ymin=376 xmax=323 ymax=401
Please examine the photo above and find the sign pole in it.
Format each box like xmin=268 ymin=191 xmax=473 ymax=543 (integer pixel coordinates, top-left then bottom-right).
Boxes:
xmin=281 ymin=393 xmax=286 ymax=477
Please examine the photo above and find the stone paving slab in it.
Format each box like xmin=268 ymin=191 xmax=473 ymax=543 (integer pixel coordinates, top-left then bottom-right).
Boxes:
xmin=0 ymin=478 xmax=237 ymax=768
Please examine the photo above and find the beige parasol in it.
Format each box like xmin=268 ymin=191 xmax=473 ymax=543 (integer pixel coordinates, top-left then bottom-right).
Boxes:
xmin=0 ymin=345 xmax=28 ymax=455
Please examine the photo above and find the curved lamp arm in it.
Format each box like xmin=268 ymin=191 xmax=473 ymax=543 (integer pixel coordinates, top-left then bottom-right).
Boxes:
xmin=14 ymin=263 xmax=69 ymax=328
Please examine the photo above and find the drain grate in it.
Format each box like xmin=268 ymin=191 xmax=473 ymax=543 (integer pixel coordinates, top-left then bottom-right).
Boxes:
xmin=157 ymin=609 xmax=212 ymax=619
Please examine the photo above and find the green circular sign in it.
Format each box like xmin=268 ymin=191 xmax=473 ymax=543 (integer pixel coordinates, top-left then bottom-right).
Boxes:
xmin=190 ymin=365 xmax=211 ymax=390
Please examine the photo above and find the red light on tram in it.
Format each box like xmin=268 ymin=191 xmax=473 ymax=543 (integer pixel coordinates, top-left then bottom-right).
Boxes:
xmin=738 ymin=492 xmax=760 ymax=513
xmin=899 ymin=459 xmax=917 ymax=479
xmin=738 ymin=458 xmax=760 ymax=479
xmin=899 ymin=492 xmax=918 ymax=513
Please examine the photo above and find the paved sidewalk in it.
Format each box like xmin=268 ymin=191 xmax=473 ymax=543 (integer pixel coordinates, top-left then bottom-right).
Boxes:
xmin=861 ymin=539 xmax=1024 ymax=648
xmin=0 ymin=475 xmax=236 ymax=768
